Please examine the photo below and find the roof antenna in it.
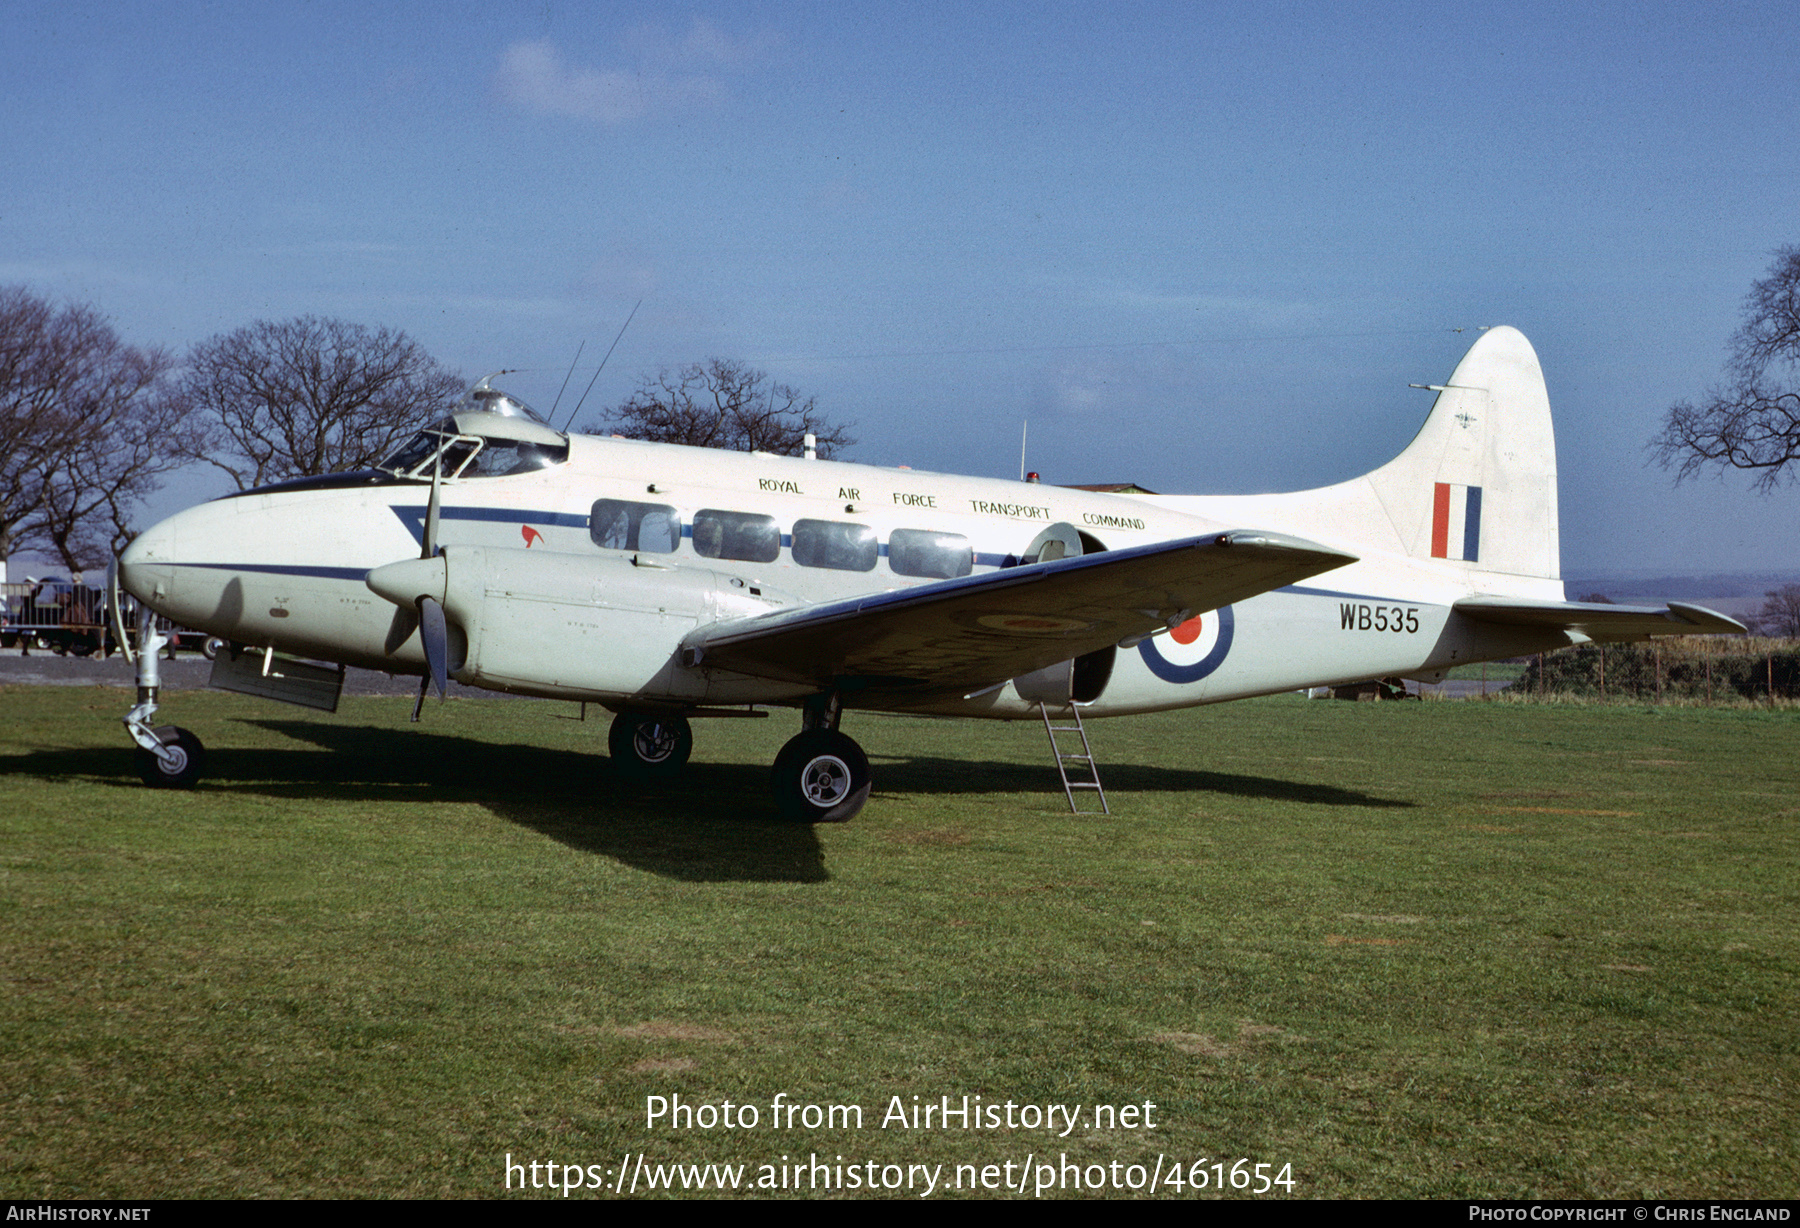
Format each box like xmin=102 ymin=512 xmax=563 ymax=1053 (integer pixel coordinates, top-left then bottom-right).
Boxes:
xmin=1019 ymin=418 xmax=1028 ymax=481
xmin=561 ymin=298 xmax=642 ymax=433
xmin=548 ymin=340 xmax=586 ymax=421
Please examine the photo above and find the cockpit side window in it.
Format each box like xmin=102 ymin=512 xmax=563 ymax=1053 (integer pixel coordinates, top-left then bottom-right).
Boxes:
xmin=590 ymin=499 xmax=680 ymax=553
xmin=461 ymin=438 xmax=569 ymax=477
xmin=379 ymin=429 xmax=569 ymax=479
xmin=380 ymin=430 xmax=448 ymax=476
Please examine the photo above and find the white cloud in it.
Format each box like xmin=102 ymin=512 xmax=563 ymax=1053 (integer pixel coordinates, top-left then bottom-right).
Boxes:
xmin=495 ymin=22 xmax=777 ymax=125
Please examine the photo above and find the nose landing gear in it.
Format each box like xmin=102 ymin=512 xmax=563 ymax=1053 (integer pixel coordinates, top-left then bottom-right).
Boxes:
xmin=121 ymin=602 xmax=206 ymax=789
xmin=135 ymin=725 xmax=207 ymax=789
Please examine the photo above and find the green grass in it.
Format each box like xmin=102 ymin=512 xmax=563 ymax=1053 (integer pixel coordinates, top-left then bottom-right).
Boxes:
xmin=1444 ymin=660 xmax=1527 ymax=681
xmin=2 ymin=686 xmax=1796 ymax=1199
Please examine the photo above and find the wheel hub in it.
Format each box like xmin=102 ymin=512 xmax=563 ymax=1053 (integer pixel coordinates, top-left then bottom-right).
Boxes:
xmin=634 ymin=723 xmax=678 ymax=763
xmin=801 ymin=754 xmax=852 ymax=806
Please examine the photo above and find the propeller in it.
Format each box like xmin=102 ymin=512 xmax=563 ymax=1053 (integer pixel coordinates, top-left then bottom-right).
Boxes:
xmin=413 ymin=452 xmax=448 ymax=718
xmin=366 ymin=440 xmax=453 ymax=721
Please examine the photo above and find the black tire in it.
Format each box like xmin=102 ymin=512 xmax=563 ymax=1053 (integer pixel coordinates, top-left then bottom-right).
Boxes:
xmin=770 ymin=730 xmax=871 ymax=823
xmin=608 ymin=712 xmax=693 ymax=778
xmin=135 ymin=726 xmax=206 ymax=789
xmin=202 ymin=636 xmax=225 ymax=661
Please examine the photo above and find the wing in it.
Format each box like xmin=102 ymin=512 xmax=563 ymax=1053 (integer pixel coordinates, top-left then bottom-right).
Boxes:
xmin=1454 ymin=596 xmax=1746 ymax=641
xmin=683 ymin=530 xmax=1355 ymax=691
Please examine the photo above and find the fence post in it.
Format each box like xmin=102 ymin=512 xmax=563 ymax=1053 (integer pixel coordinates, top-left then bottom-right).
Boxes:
xmin=1599 ymin=645 xmax=1606 ymax=699
xmin=1655 ymin=643 xmax=1662 ymax=704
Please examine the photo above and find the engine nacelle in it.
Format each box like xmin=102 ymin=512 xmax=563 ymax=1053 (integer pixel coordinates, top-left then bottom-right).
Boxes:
xmin=372 ymin=546 xmax=787 ymax=702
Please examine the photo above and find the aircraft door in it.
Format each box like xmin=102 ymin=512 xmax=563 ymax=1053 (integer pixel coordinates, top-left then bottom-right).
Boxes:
xmin=1013 ymin=646 xmax=1116 ymax=707
xmin=1009 ymin=521 xmax=1115 ymax=706
xmin=1021 ymin=522 xmax=1083 ymax=564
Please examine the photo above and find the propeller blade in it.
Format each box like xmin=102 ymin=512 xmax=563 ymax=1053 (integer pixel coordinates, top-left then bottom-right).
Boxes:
xmin=383 ymin=604 xmax=420 ymax=656
xmin=423 ymin=450 xmax=443 ymax=559
xmin=418 ymin=595 xmax=448 ymax=698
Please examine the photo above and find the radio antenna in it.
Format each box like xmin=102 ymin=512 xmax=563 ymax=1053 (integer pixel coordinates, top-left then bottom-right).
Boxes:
xmin=548 ymin=340 xmax=586 ymax=421
xmin=562 ymin=298 xmax=642 ymax=432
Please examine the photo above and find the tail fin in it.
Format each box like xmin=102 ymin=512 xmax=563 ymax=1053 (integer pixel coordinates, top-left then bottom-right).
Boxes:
xmin=1363 ymin=326 xmax=1560 ymax=580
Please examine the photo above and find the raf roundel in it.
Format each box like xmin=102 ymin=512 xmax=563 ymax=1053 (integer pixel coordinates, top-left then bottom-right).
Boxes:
xmin=1137 ymin=606 xmax=1235 ymax=684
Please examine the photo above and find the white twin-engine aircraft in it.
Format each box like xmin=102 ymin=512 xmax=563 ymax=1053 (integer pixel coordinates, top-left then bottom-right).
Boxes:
xmin=111 ymin=326 xmax=1741 ymax=821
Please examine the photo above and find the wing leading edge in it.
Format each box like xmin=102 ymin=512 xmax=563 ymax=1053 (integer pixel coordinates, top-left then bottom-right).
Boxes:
xmin=1454 ymin=596 xmax=1747 ymax=641
xmin=682 ymin=530 xmax=1356 ymax=691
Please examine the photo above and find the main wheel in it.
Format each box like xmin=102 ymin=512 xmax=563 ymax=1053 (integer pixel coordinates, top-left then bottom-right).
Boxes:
xmin=771 ymin=730 xmax=871 ymax=823
xmin=608 ymin=712 xmax=693 ymax=778
xmin=135 ymin=726 xmax=206 ymax=789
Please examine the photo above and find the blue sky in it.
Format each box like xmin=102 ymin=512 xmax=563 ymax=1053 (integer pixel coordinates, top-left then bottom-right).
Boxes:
xmin=6 ymin=1 xmax=1796 ymax=575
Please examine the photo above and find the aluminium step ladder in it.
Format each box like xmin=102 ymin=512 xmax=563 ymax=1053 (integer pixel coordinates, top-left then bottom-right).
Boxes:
xmin=1039 ymin=702 xmax=1109 ymax=815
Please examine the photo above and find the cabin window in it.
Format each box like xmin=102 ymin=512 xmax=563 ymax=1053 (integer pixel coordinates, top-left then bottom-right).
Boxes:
xmin=590 ymin=499 xmax=680 ymax=553
xmin=887 ymin=528 xmax=973 ymax=579
xmin=692 ymin=509 xmax=781 ymax=563
xmin=791 ymin=519 xmax=878 ymax=572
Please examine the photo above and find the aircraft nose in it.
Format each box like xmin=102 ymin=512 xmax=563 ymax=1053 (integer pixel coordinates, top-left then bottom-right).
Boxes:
xmin=117 ymin=514 xmax=178 ymax=605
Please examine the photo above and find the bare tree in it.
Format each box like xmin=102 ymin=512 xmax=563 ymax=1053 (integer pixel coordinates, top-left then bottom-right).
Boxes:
xmin=1652 ymin=246 xmax=1800 ymax=490
xmin=181 ymin=317 xmax=464 ymax=490
xmin=0 ymin=286 xmax=195 ymax=576
xmin=1754 ymin=585 xmax=1800 ymax=638
xmin=589 ymin=359 xmax=853 ymax=458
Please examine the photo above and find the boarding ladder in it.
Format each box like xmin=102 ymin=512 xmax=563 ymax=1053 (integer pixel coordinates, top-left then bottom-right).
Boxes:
xmin=1039 ymin=702 xmax=1109 ymax=815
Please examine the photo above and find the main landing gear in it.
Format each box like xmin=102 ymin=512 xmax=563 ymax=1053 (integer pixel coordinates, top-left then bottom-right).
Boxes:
xmin=770 ymin=728 xmax=871 ymax=823
xmin=607 ymin=692 xmax=873 ymax=823
xmin=769 ymin=691 xmax=870 ymax=823
xmin=607 ymin=712 xmax=693 ymax=779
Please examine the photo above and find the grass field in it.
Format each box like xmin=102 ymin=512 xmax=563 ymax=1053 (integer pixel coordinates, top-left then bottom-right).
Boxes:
xmin=2 ymin=685 xmax=1796 ymax=1199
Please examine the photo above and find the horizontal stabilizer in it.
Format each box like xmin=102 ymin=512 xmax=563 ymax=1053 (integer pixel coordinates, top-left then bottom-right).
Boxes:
xmin=684 ymin=530 xmax=1355 ymax=691
xmin=1454 ymin=596 xmax=1746 ymax=641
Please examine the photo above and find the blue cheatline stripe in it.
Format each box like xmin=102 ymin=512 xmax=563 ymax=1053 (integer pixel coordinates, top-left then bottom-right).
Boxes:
xmin=175 ymin=562 xmax=372 ymax=581
xmin=390 ymin=504 xmax=590 ymax=545
xmin=1281 ymin=584 xmax=1411 ymax=602
xmin=1463 ymin=486 xmax=1482 ymax=563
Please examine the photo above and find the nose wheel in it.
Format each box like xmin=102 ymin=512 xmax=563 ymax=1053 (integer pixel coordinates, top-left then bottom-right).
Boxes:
xmin=771 ymin=729 xmax=871 ymax=823
xmin=608 ymin=712 xmax=693 ymax=778
xmin=135 ymin=726 xmax=207 ymax=789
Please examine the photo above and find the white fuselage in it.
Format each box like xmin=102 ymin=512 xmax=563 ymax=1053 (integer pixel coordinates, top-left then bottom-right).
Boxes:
xmin=117 ymin=431 xmax=1570 ymax=720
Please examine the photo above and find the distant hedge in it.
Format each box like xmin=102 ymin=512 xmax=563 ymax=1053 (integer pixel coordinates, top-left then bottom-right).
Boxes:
xmin=1516 ymin=638 xmax=1800 ymax=701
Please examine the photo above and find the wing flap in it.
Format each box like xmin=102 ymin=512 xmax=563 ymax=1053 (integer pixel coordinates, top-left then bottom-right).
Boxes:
xmin=1455 ymin=596 xmax=1746 ymax=640
xmin=685 ymin=530 xmax=1355 ymax=690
